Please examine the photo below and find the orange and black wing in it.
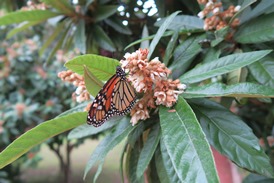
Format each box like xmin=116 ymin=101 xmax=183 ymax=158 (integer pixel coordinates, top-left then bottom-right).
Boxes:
xmin=112 ymin=79 xmax=136 ymax=115
xmin=87 ymin=74 xmax=120 ymax=127
xmin=87 ymin=66 xmax=137 ymax=127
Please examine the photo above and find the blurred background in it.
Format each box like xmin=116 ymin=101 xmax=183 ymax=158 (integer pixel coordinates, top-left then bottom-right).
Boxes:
xmin=1 ymin=0 xmax=274 ymax=182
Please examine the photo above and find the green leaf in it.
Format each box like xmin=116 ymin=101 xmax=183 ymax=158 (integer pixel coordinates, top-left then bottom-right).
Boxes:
xmin=93 ymin=159 xmax=104 ymax=183
xmin=74 ymin=19 xmax=86 ymax=53
xmin=84 ymin=66 xmax=104 ymax=96
xmin=42 ymin=0 xmax=75 ymax=15
xmin=181 ymin=82 xmax=274 ymax=98
xmin=57 ymin=102 xmax=88 ymax=118
xmin=148 ymin=11 xmax=181 ymax=59
xmin=154 ymin=15 xmax=204 ymax=31
xmin=0 ymin=10 xmax=60 ymax=25
xmin=136 ymin=124 xmax=161 ymax=179
xmin=39 ymin=21 xmax=66 ymax=56
xmin=119 ymin=143 xmax=128 ymax=183
xmin=248 ymin=58 xmax=274 ymax=88
xmin=83 ymin=117 xmax=136 ymax=179
xmin=155 ymin=145 xmax=171 ymax=183
xmin=235 ymin=13 xmax=274 ymax=43
xmin=171 ymin=34 xmax=205 ymax=76
xmin=124 ymin=31 xmax=173 ymax=50
xmin=104 ymin=17 xmax=132 ymax=35
xmin=67 ymin=116 xmax=121 ymax=140
xmin=180 ymin=50 xmax=272 ymax=84
xmin=95 ymin=5 xmax=118 ymax=22
xmin=126 ymin=146 xmax=143 ymax=183
xmin=65 ymin=54 xmax=119 ymax=80
xmin=240 ymin=0 xmax=274 ymax=24
xmin=6 ymin=20 xmax=43 ymax=39
xmin=93 ymin=25 xmax=116 ymax=52
xmin=127 ymin=122 xmax=145 ymax=147
xmin=159 ymin=96 xmax=218 ymax=182
xmin=211 ymin=26 xmax=229 ymax=47
xmin=140 ymin=25 xmax=149 ymax=49
xmin=229 ymin=0 xmax=257 ymax=24
xmin=189 ymin=99 xmax=274 ymax=178
xmin=159 ymin=139 xmax=180 ymax=182
xmin=202 ymin=48 xmax=221 ymax=63
xmin=45 ymin=22 xmax=71 ymax=66
xmin=0 ymin=112 xmax=86 ymax=169
xmin=163 ymin=30 xmax=178 ymax=65
xmin=85 ymin=0 xmax=94 ymax=11
xmin=243 ymin=173 xmax=274 ymax=183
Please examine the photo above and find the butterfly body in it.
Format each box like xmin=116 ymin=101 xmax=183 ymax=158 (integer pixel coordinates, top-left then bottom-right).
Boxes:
xmin=87 ymin=66 xmax=136 ymax=127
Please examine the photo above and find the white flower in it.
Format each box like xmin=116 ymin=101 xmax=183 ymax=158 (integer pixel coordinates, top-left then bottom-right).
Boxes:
xmin=234 ymin=5 xmax=241 ymax=12
xmin=198 ymin=11 xmax=205 ymax=19
xmin=75 ymin=86 xmax=84 ymax=95
xmin=213 ymin=7 xmax=220 ymax=14
xmin=177 ymin=83 xmax=187 ymax=90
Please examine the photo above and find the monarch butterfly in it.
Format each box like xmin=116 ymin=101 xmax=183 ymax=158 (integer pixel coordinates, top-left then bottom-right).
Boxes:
xmin=87 ymin=66 xmax=136 ymax=127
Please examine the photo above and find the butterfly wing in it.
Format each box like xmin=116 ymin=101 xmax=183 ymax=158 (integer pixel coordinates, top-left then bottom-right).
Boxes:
xmin=87 ymin=66 xmax=137 ymax=127
xmin=87 ymin=74 xmax=120 ymax=127
xmin=112 ymin=79 xmax=136 ymax=115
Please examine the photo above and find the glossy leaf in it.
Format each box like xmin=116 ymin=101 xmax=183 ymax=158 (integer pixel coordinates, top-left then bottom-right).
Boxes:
xmin=57 ymin=102 xmax=88 ymax=118
xmin=248 ymin=58 xmax=274 ymax=88
xmin=39 ymin=21 xmax=66 ymax=56
xmin=159 ymin=96 xmax=218 ymax=183
xmin=93 ymin=25 xmax=116 ymax=52
xmin=68 ymin=116 xmax=121 ymax=140
xmin=127 ymin=122 xmax=145 ymax=147
xmin=140 ymin=25 xmax=149 ymax=49
xmin=190 ymin=99 xmax=274 ymax=178
xmin=119 ymin=143 xmax=128 ymax=183
xmin=65 ymin=54 xmax=119 ymax=80
xmin=181 ymin=82 xmax=274 ymax=98
xmin=84 ymin=66 xmax=104 ymax=96
xmin=159 ymin=138 xmax=181 ymax=182
xmin=45 ymin=22 xmax=71 ymax=65
xmin=74 ymin=19 xmax=86 ymax=53
xmin=0 ymin=10 xmax=60 ymax=25
xmin=243 ymin=173 xmax=274 ymax=183
xmin=180 ymin=50 xmax=272 ymax=84
xmin=235 ymin=13 xmax=274 ymax=43
xmin=95 ymin=5 xmax=118 ymax=22
xmin=0 ymin=112 xmax=86 ymax=169
xmin=7 ymin=20 xmax=43 ymax=39
xmin=148 ymin=11 xmax=181 ymax=59
xmin=136 ymin=124 xmax=161 ymax=179
xmin=163 ymin=30 xmax=179 ymax=65
xmin=171 ymin=34 xmax=205 ymax=76
xmin=240 ymin=0 xmax=274 ymax=24
xmin=202 ymin=48 xmax=221 ymax=63
xmin=94 ymin=159 xmax=104 ymax=183
xmin=126 ymin=146 xmax=143 ymax=183
xmin=125 ymin=31 xmax=173 ymax=50
xmin=155 ymin=145 xmax=171 ymax=183
xmin=84 ymin=118 xmax=136 ymax=179
xmin=230 ymin=0 xmax=256 ymax=24
xmin=154 ymin=15 xmax=204 ymax=31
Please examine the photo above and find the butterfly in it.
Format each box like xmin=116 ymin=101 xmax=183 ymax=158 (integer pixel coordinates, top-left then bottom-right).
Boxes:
xmin=87 ymin=66 xmax=137 ymax=127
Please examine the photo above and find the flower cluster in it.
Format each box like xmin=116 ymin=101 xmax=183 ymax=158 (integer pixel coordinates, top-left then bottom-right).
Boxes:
xmin=57 ymin=70 xmax=90 ymax=103
xmin=0 ymin=39 xmax=39 ymax=79
xmin=120 ymin=48 xmax=186 ymax=125
xmin=197 ymin=0 xmax=241 ymax=31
